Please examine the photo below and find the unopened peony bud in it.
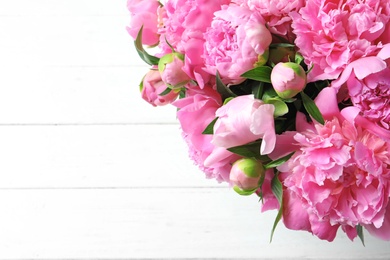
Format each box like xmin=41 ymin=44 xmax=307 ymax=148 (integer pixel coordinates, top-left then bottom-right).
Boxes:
xmin=230 ymin=158 xmax=265 ymax=195
xmin=271 ymin=62 xmax=306 ymax=99
xmin=158 ymin=53 xmax=191 ymax=89
xmin=140 ymin=69 xmax=179 ymax=106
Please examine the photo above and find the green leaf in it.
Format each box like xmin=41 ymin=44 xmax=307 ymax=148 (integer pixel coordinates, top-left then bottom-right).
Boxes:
xmin=202 ymin=117 xmax=218 ymax=135
xmin=252 ymin=81 xmax=264 ymax=100
xmin=262 ymin=87 xmax=278 ymax=101
xmin=241 ymin=66 xmax=272 ymax=83
xmin=227 ymin=141 xmax=268 ymax=159
xmin=216 ymin=71 xmax=237 ymax=100
xmin=357 ymin=225 xmax=365 ymax=246
xmin=264 ymin=152 xmax=294 ymax=169
xmin=270 ymin=173 xmax=283 ymax=242
xmin=134 ymin=26 xmax=160 ymax=66
xmin=300 ymin=92 xmax=325 ymax=125
xmin=270 ymin=43 xmax=295 ymax=49
xmin=265 ymin=98 xmax=289 ymax=117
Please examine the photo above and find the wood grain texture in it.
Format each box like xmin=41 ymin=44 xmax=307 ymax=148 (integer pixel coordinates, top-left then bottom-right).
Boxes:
xmin=0 ymin=188 xmax=388 ymax=259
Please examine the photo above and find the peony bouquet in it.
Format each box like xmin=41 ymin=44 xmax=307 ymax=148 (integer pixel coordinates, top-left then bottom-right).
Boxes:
xmin=127 ymin=0 xmax=390 ymax=243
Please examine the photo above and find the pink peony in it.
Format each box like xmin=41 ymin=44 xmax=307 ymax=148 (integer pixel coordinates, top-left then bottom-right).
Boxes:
xmin=140 ymin=69 xmax=179 ymax=106
xmin=230 ymin=158 xmax=265 ymax=194
xmin=173 ymin=86 xmax=240 ymax=182
xmin=203 ymin=4 xmax=272 ymax=84
xmin=158 ymin=0 xmax=230 ymax=87
xmin=278 ymin=88 xmax=390 ymax=241
xmin=159 ymin=53 xmax=191 ymax=88
xmin=330 ymin=44 xmax=390 ymax=135
xmin=237 ymin=0 xmax=305 ymax=39
xmin=270 ymin=62 xmax=307 ymax=99
xmin=291 ymin=0 xmax=390 ymax=82
xmin=212 ymin=95 xmax=276 ymax=155
xmin=347 ymin=68 xmax=390 ymax=130
xmin=126 ymin=0 xmax=161 ymax=46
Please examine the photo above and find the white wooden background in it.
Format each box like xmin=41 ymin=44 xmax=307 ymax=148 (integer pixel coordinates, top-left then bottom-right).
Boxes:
xmin=0 ymin=1 xmax=389 ymax=259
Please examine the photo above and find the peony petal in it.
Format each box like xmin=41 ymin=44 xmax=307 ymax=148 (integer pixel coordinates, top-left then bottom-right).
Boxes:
xmin=315 ymin=87 xmax=340 ymax=121
xmin=364 ymin=204 xmax=390 ymax=241
xmin=282 ymin=190 xmax=311 ymax=232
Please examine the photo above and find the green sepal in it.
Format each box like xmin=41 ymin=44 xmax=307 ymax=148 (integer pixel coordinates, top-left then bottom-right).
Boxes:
xmin=357 ymin=225 xmax=365 ymax=246
xmin=134 ymin=26 xmax=160 ymax=66
xmin=295 ymin=52 xmax=304 ymax=65
xmin=300 ymin=92 xmax=325 ymax=125
xmin=159 ymin=87 xmax=172 ymax=96
xmin=233 ymin=185 xmax=257 ymax=196
xmin=241 ymin=66 xmax=272 ymax=83
xmin=270 ymin=172 xmax=283 ymax=242
xmin=264 ymin=152 xmax=294 ymax=169
xmin=202 ymin=117 xmax=218 ymax=135
xmin=216 ymin=71 xmax=237 ymax=100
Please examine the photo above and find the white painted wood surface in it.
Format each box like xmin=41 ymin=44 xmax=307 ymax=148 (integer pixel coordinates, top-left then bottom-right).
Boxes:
xmin=0 ymin=1 xmax=389 ymax=259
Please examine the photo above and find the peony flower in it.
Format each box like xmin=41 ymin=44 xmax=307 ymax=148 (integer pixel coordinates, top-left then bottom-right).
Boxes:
xmin=173 ymin=86 xmax=240 ymax=182
xmin=203 ymin=4 xmax=272 ymax=84
xmin=330 ymin=44 xmax=390 ymax=135
xmin=278 ymin=88 xmax=390 ymax=241
xmin=212 ymin=95 xmax=276 ymax=155
xmin=237 ymin=0 xmax=305 ymax=39
xmin=291 ymin=0 xmax=390 ymax=82
xmin=347 ymin=68 xmax=390 ymax=130
xmin=140 ymin=69 xmax=179 ymax=106
xmin=230 ymin=158 xmax=265 ymax=194
xmin=158 ymin=52 xmax=191 ymax=89
xmin=270 ymin=62 xmax=307 ymax=99
xmin=158 ymin=0 xmax=230 ymax=87
xmin=126 ymin=0 xmax=161 ymax=46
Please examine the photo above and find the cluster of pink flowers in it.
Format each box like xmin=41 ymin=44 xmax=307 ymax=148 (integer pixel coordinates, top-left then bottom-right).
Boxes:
xmin=127 ymin=0 xmax=390 ymax=243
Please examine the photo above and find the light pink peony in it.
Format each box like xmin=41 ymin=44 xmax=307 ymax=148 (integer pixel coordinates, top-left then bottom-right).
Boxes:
xmin=291 ymin=0 xmax=390 ymax=82
xmin=126 ymin=0 xmax=161 ymax=46
xmin=230 ymin=158 xmax=265 ymax=193
xmin=173 ymin=86 xmax=240 ymax=182
xmin=141 ymin=69 xmax=179 ymax=106
xmin=278 ymin=88 xmax=390 ymax=241
xmin=212 ymin=95 xmax=276 ymax=155
xmin=203 ymin=4 xmax=272 ymax=84
xmin=237 ymin=0 xmax=305 ymax=39
xmin=270 ymin=62 xmax=307 ymax=99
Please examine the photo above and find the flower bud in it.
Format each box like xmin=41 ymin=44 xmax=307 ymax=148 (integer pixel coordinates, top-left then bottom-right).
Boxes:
xmin=271 ymin=62 xmax=306 ymax=99
xmin=140 ymin=69 xmax=179 ymax=106
xmin=230 ymin=158 xmax=265 ymax=195
xmin=158 ymin=53 xmax=191 ymax=89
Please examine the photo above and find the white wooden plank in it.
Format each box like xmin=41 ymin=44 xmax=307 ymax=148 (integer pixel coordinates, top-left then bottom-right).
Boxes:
xmin=0 ymin=15 xmax=144 ymax=67
xmin=0 ymin=0 xmax=128 ymax=16
xmin=0 ymin=188 xmax=388 ymax=259
xmin=0 ymin=67 xmax=176 ymax=124
xmin=0 ymin=125 xmax=217 ymax=188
